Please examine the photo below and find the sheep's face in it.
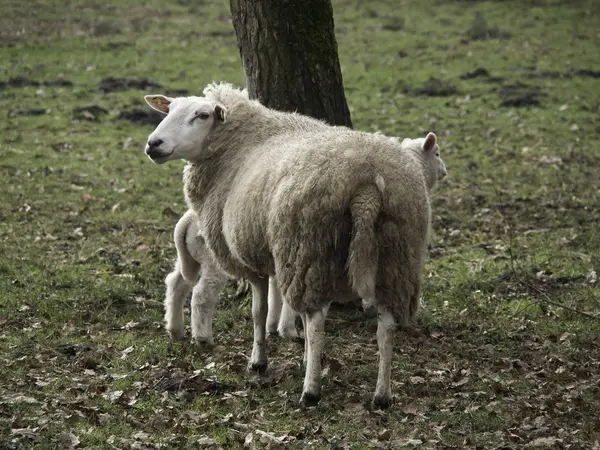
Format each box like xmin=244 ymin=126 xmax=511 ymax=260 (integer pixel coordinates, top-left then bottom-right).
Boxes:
xmin=401 ymin=132 xmax=447 ymax=190
xmin=143 ymin=95 xmax=227 ymax=164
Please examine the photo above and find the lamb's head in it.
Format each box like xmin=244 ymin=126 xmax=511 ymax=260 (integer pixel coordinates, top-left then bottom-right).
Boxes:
xmin=401 ymin=132 xmax=447 ymax=190
xmin=143 ymin=94 xmax=227 ymax=164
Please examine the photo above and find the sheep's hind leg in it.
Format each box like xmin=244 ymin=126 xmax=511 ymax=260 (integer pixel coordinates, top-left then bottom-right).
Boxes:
xmin=278 ymin=298 xmax=298 ymax=338
xmin=190 ymin=268 xmax=227 ymax=346
xmin=372 ymin=306 xmax=396 ymax=409
xmin=164 ymin=262 xmax=191 ymax=340
xmin=300 ymin=306 xmax=329 ymax=407
xmin=248 ymin=278 xmax=269 ymax=373
xmin=266 ymin=277 xmax=298 ymax=338
xmin=266 ymin=277 xmax=282 ymax=335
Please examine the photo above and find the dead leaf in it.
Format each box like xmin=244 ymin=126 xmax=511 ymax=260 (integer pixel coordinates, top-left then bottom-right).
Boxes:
xmin=136 ymin=244 xmax=151 ymax=253
xmin=244 ymin=432 xmax=254 ymax=448
xmin=378 ymin=429 xmax=391 ymax=441
xmin=559 ymin=332 xmax=571 ymax=342
xmin=11 ymin=428 xmax=41 ymax=442
xmin=391 ymin=438 xmax=423 ymax=446
xmin=120 ymin=346 xmax=134 ymax=359
xmin=527 ymin=436 xmax=562 ymax=447
xmin=197 ymin=436 xmax=217 ymax=446
xmin=451 ymin=378 xmax=469 ymax=388
xmin=102 ymin=390 xmax=124 ymax=403
xmin=400 ymin=404 xmax=421 ymax=415
xmin=57 ymin=432 xmax=80 ymax=449
xmin=537 ymin=155 xmax=562 ymax=166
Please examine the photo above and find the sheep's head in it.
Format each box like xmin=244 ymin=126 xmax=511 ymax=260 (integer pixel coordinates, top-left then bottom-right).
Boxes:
xmin=143 ymin=94 xmax=227 ymax=164
xmin=401 ymin=132 xmax=447 ymax=190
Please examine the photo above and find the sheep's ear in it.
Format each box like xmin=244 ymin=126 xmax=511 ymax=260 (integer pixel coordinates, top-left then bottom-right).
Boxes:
xmin=144 ymin=95 xmax=172 ymax=114
xmin=423 ymin=132 xmax=437 ymax=152
xmin=214 ymin=104 xmax=227 ymax=123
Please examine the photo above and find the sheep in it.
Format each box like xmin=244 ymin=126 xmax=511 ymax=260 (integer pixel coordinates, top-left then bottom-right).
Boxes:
xmin=142 ymin=82 xmax=447 ymax=408
xmin=164 ymin=209 xmax=298 ymax=344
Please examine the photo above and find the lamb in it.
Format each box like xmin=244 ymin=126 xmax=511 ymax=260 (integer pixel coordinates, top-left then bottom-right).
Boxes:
xmin=143 ymin=82 xmax=447 ymax=408
xmin=164 ymin=209 xmax=298 ymax=344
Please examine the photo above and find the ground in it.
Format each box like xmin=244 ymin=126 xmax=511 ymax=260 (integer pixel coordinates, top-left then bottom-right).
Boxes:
xmin=1 ymin=0 xmax=599 ymax=448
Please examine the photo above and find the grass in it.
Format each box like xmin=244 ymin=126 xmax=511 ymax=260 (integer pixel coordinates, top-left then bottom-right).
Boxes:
xmin=1 ymin=0 xmax=599 ymax=448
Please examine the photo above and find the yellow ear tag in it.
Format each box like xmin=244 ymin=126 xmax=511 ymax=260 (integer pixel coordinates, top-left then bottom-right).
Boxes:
xmin=219 ymin=109 xmax=224 ymax=121
xmin=155 ymin=98 xmax=162 ymax=105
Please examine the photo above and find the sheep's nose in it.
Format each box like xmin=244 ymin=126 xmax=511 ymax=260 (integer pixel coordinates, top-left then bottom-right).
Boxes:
xmin=148 ymin=139 xmax=164 ymax=149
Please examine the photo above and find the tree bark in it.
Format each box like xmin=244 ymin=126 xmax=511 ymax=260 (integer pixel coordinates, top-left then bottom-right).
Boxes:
xmin=230 ymin=0 xmax=352 ymax=128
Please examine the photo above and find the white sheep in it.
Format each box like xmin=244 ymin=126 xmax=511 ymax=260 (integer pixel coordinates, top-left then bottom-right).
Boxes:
xmin=164 ymin=209 xmax=298 ymax=344
xmin=143 ymin=82 xmax=447 ymax=409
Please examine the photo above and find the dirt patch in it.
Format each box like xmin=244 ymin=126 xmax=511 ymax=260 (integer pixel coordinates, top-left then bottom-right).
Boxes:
xmin=460 ymin=67 xmax=490 ymax=80
xmin=73 ymin=105 xmax=109 ymax=121
xmin=118 ymin=108 xmax=164 ymax=126
xmin=498 ymin=82 xmax=545 ymax=107
xmin=98 ymin=77 xmax=162 ymax=93
xmin=0 ymin=76 xmax=73 ymax=90
xmin=573 ymin=69 xmax=600 ymax=79
xmin=466 ymin=12 xmax=511 ymax=41
xmin=405 ymin=77 xmax=458 ymax=97
xmin=164 ymin=88 xmax=191 ymax=97
xmin=8 ymin=108 xmax=48 ymax=117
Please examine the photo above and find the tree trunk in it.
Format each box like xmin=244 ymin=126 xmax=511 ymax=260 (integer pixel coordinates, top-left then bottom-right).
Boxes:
xmin=230 ymin=0 xmax=352 ymax=128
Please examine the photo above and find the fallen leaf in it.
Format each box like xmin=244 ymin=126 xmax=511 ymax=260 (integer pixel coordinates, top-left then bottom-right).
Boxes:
xmin=11 ymin=428 xmax=41 ymax=442
xmin=136 ymin=244 xmax=151 ymax=253
xmin=102 ymin=390 xmax=124 ymax=403
xmin=400 ymin=404 xmax=421 ymax=415
xmin=378 ymin=429 xmax=392 ymax=441
xmin=57 ymin=432 xmax=80 ymax=449
xmin=527 ymin=436 xmax=562 ymax=447
xmin=559 ymin=332 xmax=571 ymax=342
xmin=197 ymin=436 xmax=217 ymax=446
xmin=391 ymin=438 xmax=423 ymax=446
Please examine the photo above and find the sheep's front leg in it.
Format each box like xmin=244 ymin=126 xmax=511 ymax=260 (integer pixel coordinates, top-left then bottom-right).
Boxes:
xmin=248 ymin=278 xmax=269 ymax=373
xmin=164 ymin=264 xmax=192 ymax=340
xmin=266 ymin=277 xmax=282 ymax=335
xmin=190 ymin=270 xmax=227 ymax=346
xmin=300 ymin=306 xmax=328 ymax=407
xmin=372 ymin=306 xmax=396 ymax=409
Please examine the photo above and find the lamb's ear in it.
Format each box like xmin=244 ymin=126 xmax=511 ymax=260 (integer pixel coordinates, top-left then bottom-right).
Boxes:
xmin=214 ymin=103 xmax=227 ymax=123
xmin=144 ymin=95 xmax=172 ymax=114
xmin=423 ymin=132 xmax=437 ymax=152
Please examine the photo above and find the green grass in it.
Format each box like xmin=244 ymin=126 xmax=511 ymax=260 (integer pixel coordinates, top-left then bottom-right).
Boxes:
xmin=1 ymin=0 xmax=599 ymax=448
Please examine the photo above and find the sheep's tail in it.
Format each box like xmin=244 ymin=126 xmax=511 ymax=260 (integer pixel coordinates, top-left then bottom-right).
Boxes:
xmin=347 ymin=183 xmax=383 ymax=302
xmin=174 ymin=211 xmax=201 ymax=284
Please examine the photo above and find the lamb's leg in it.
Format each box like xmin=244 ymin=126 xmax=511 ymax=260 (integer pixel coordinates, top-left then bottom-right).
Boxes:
xmin=300 ymin=306 xmax=329 ymax=407
xmin=248 ymin=277 xmax=269 ymax=373
xmin=300 ymin=313 xmax=308 ymax=365
xmin=266 ymin=277 xmax=298 ymax=338
xmin=164 ymin=261 xmax=191 ymax=340
xmin=266 ymin=277 xmax=282 ymax=335
xmin=278 ymin=298 xmax=298 ymax=338
xmin=190 ymin=268 xmax=227 ymax=346
xmin=372 ymin=306 xmax=396 ymax=409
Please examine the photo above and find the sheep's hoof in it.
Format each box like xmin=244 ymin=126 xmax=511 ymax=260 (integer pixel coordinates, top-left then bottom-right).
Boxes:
xmin=248 ymin=361 xmax=268 ymax=374
xmin=300 ymin=391 xmax=321 ymax=408
xmin=166 ymin=327 xmax=185 ymax=341
xmin=371 ymin=394 xmax=393 ymax=410
xmin=278 ymin=326 xmax=298 ymax=339
xmin=191 ymin=336 xmax=214 ymax=347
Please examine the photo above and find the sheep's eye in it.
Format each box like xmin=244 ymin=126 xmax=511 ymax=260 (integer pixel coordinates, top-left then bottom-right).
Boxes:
xmin=436 ymin=152 xmax=440 ymax=157
xmin=191 ymin=111 xmax=210 ymax=123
